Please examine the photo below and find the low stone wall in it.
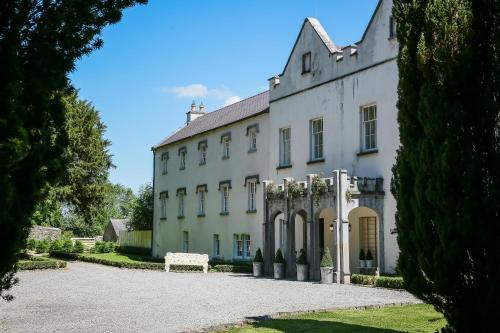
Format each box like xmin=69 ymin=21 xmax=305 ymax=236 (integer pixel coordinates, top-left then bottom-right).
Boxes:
xmin=29 ymin=225 xmax=61 ymax=241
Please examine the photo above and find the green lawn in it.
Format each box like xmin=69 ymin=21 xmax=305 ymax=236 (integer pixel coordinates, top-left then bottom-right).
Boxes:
xmin=83 ymin=252 xmax=162 ymax=263
xmin=224 ymin=304 xmax=445 ymax=333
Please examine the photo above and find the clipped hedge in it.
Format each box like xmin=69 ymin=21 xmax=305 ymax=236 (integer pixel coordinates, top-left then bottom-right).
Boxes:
xmin=351 ymin=274 xmax=405 ymax=289
xmin=51 ymin=252 xmax=164 ymax=270
xmin=212 ymin=264 xmax=252 ymax=273
xmin=18 ymin=257 xmax=67 ymax=270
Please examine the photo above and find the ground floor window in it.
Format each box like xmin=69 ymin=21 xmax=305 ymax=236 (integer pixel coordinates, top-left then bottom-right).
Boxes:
xmin=183 ymin=231 xmax=189 ymax=253
xmin=233 ymin=234 xmax=251 ymax=260
xmin=213 ymin=234 xmax=220 ymax=258
xmin=359 ymin=217 xmax=377 ymax=264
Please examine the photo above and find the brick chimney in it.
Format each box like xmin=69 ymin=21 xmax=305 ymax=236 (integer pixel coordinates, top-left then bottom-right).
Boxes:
xmin=186 ymin=101 xmax=205 ymax=125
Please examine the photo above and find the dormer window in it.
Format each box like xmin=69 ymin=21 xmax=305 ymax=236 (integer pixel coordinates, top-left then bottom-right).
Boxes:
xmin=302 ymin=52 xmax=311 ymax=74
xmin=220 ymin=132 xmax=231 ymax=160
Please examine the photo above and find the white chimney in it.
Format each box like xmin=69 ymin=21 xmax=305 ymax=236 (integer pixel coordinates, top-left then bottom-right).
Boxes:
xmin=186 ymin=101 xmax=205 ymax=125
xmin=268 ymin=75 xmax=280 ymax=89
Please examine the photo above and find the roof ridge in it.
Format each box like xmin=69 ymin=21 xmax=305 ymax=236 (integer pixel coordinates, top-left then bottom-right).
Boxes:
xmin=199 ymin=90 xmax=268 ymax=117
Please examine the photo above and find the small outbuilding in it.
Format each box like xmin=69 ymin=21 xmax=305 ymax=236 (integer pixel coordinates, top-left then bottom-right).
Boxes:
xmin=103 ymin=219 xmax=128 ymax=242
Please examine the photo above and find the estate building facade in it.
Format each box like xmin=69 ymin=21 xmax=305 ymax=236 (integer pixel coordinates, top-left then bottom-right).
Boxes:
xmin=152 ymin=0 xmax=399 ymax=281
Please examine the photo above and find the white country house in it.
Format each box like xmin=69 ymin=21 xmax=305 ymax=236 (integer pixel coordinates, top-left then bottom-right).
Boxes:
xmin=152 ymin=0 xmax=399 ymax=282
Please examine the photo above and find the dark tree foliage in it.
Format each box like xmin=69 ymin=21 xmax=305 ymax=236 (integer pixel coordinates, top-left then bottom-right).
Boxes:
xmin=128 ymin=183 xmax=153 ymax=231
xmin=0 ymin=0 xmax=146 ymax=300
xmin=392 ymin=0 xmax=500 ymax=331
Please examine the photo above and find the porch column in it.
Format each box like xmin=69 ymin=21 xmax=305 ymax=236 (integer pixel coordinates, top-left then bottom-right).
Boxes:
xmin=283 ymin=177 xmax=293 ymax=278
xmin=306 ymin=174 xmax=320 ymax=281
xmin=341 ymin=220 xmax=351 ymax=283
xmin=262 ymin=180 xmax=272 ymax=275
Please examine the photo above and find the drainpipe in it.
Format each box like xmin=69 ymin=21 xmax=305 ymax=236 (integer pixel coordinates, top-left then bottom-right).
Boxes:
xmin=335 ymin=170 xmax=341 ymax=284
xmin=151 ymin=147 xmax=156 ymax=257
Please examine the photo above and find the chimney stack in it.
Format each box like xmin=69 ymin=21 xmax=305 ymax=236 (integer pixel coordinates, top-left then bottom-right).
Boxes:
xmin=186 ymin=101 xmax=205 ymax=125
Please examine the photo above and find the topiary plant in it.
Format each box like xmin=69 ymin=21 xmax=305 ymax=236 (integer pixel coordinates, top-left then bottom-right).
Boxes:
xmin=366 ymin=249 xmax=373 ymax=261
xmin=359 ymin=249 xmax=366 ymax=260
xmin=321 ymin=247 xmax=333 ymax=267
xmin=253 ymin=248 xmax=263 ymax=263
xmin=73 ymin=240 xmax=85 ymax=253
xmin=296 ymin=249 xmax=308 ymax=265
xmin=274 ymin=248 xmax=284 ymax=264
xmin=61 ymin=239 xmax=73 ymax=253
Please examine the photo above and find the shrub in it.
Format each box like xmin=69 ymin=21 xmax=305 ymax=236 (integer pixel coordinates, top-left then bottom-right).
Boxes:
xmin=117 ymin=246 xmax=151 ymax=256
xmin=359 ymin=249 xmax=366 ymax=260
xmin=26 ymin=238 xmax=37 ymax=251
xmin=374 ymin=276 xmax=405 ymax=289
xmin=73 ymin=240 xmax=85 ymax=253
xmin=320 ymin=247 xmax=333 ymax=267
xmin=49 ymin=239 xmax=63 ymax=253
xmin=104 ymin=241 xmax=116 ymax=253
xmin=366 ymin=249 xmax=373 ymax=261
xmin=35 ymin=240 xmax=50 ymax=254
xmin=296 ymin=249 xmax=308 ymax=265
xmin=274 ymin=249 xmax=284 ymax=263
xmin=351 ymin=274 xmax=376 ymax=285
xmin=61 ymin=239 xmax=73 ymax=253
xmin=253 ymin=248 xmax=263 ymax=263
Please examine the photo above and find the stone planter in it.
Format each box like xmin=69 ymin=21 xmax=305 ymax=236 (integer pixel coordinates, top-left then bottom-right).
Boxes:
xmin=320 ymin=267 xmax=334 ymax=284
xmin=253 ymin=262 xmax=263 ymax=277
xmin=296 ymin=264 xmax=308 ymax=281
xmin=359 ymin=260 xmax=366 ymax=268
xmin=274 ymin=263 xmax=285 ymax=279
xmin=365 ymin=260 xmax=373 ymax=268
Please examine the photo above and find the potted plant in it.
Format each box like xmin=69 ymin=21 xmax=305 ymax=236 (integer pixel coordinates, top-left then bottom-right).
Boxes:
xmin=359 ymin=249 xmax=366 ymax=268
xmin=296 ymin=248 xmax=308 ymax=281
xmin=320 ymin=247 xmax=334 ymax=284
xmin=365 ymin=249 xmax=374 ymax=268
xmin=253 ymin=248 xmax=264 ymax=277
xmin=273 ymin=248 xmax=285 ymax=279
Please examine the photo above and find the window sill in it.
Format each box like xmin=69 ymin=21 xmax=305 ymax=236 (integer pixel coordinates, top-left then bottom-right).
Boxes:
xmin=307 ymin=158 xmax=325 ymax=165
xmin=197 ymin=214 xmax=206 ymax=218
xmin=160 ymin=217 xmax=167 ymax=221
xmin=220 ymin=212 xmax=229 ymax=216
xmin=276 ymin=164 xmax=292 ymax=170
xmin=357 ymin=149 xmax=379 ymax=157
xmin=248 ymin=148 xmax=257 ymax=154
xmin=177 ymin=215 xmax=185 ymax=220
xmin=246 ymin=209 xmax=257 ymax=214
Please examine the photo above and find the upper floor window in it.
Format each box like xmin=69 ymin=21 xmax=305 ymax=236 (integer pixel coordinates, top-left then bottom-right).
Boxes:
xmin=310 ymin=118 xmax=324 ymax=160
xmin=219 ymin=180 xmax=231 ymax=214
xmin=177 ymin=188 xmax=186 ymax=218
xmin=248 ymin=181 xmax=257 ymax=212
xmin=161 ymin=152 xmax=169 ymax=174
xmin=389 ymin=16 xmax=396 ymax=39
xmin=178 ymin=147 xmax=187 ymax=170
xmin=196 ymin=185 xmax=207 ymax=216
xmin=246 ymin=123 xmax=259 ymax=153
xmin=361 ymin=105 xmax=377 ymax=151
xmin=198 ymin=140 xmax=207 ymax=165
xmin=159 ymin=191 xmax=168 ymax=219
xmin=302 ymin=52 xmax=311 ymax=74
xmin=279 ymin=127 xmax=291 ymax=166
xmin=220 ymin=132 xmax=231 ymax=160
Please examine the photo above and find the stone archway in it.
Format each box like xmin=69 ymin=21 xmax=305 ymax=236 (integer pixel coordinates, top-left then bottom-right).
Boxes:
xmin=264 ymin=210 xmax=283 ymax=275
xmin=347 ymin=206 xmax=380 ymax=274
xmin=288 ymin=209 xmax=307 ymax=278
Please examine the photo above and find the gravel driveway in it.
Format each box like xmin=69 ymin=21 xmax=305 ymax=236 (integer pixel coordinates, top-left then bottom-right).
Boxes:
xmin=0 ymin=262 xmax=418 ymax=332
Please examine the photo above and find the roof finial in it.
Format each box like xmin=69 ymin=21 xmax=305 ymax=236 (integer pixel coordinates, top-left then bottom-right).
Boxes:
xmin=191 ymin=100 xmax=196 ymax=112
xmin=199 ymin=101 xmax=205 ymax=113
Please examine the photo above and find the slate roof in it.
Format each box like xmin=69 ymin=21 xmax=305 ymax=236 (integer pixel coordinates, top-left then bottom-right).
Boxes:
xmin=110 ymin=219 xmax=128 ymax=234
xmin=155 ymin=90 xmax=269 ymax=149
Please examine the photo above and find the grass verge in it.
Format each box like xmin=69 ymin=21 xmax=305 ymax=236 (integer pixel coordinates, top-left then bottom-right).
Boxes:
xmin=222 ymin=304 xmax=445 ymax=333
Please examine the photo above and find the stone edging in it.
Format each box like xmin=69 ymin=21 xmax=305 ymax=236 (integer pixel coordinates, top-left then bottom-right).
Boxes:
xmin=185 ymin=301 xmax=420 ymax=333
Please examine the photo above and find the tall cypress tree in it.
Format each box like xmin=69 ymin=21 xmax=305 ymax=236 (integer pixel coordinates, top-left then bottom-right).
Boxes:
xmin=392 ymin=0 xmax=500 ymax=331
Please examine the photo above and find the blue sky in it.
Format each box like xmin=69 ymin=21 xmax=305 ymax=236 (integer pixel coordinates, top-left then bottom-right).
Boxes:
xmin=70 ymin=0 xmax=379 ymax=193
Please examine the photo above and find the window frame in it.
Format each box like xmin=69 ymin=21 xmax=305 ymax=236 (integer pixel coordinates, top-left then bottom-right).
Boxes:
xmin=279 ymin=127 xmax=292 ymax=167
xmin=361 ymin=104 xmax=377 ymax=152
xmin=310 ymin=118 xmax=324 ymax=161
xmin=178 ymin=147 xmax=187 ymax=170
xmin=249 ymin=130 xmax=257 ymax=152
xmin=302 ymin=52 xmax=311 ymax=74
xmin=183 ymin=231 xmax=189 ymax=253
xmin=213 ymin=234 xmax=220 ymax=258
xmin=233 ymin=233 xmax=251 ymax=260
xmin=198 ymin=190 xmax=206 ymax=216
xmin=159 ymin=191 xmax=168 ymax=220
xmin=176 ymin=188 xmax=186 ymax=218
xmin=161 ymin=152 xmax=169 ymax=175
xmin=248 ymin=180 xmax=257 ymax=212
xmin=221 ymin=185 xmax=230 ymax=214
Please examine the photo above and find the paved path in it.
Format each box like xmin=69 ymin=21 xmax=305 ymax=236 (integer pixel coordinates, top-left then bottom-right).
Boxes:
xmin=0 ymin=262 xmax=418 ymax=332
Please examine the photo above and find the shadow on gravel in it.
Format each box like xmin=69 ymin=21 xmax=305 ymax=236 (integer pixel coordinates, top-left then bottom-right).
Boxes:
xmin=243 ymin=318 xmax=404 ymax=333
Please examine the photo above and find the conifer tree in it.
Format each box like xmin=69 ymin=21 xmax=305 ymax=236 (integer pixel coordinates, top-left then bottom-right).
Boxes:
xmin=392 ymin=0 xmax=500 ymax=331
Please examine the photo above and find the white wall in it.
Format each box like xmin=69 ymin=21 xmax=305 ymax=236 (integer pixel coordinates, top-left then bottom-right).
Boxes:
xmin=153 ymin=113 xmax=269 ymax=260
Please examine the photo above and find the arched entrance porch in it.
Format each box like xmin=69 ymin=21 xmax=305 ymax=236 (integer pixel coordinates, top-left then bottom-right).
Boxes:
xmin=347 ymin=206 xmax=380 ymax=274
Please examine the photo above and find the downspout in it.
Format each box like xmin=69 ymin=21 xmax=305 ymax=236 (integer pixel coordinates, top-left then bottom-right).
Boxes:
xmin=151 ymin=147 xmax=156 ymax=257
xmin=335 ymin=171 xmax=341 ymax=284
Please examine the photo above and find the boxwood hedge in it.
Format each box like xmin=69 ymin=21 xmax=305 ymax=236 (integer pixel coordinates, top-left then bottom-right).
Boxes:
xmin=351 ymin=274 xmax=405 ymax=289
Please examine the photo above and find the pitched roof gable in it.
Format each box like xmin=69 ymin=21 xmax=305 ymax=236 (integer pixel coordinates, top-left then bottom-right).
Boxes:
xmin=155 ymin=91 xmax=269 ymax=149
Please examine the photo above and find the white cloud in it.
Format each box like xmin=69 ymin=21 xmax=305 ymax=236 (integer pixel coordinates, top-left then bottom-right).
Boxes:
xmin=165 ymin=84 xmax=208 ymax=98
xmin=223 ymin=96 xmax=242 ymax=107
